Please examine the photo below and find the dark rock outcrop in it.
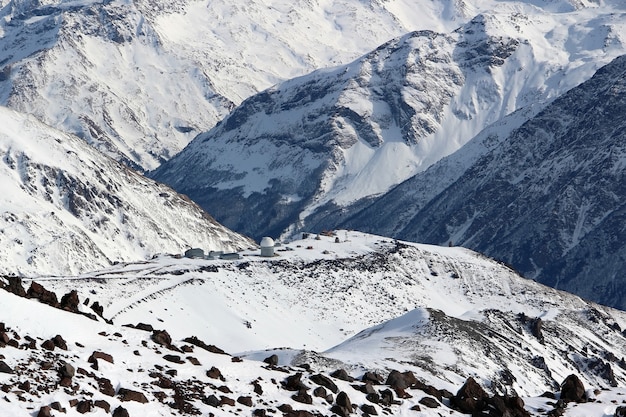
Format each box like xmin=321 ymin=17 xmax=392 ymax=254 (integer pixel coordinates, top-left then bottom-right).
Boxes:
xmin=560 ymin=374 xmax=586 ymax=403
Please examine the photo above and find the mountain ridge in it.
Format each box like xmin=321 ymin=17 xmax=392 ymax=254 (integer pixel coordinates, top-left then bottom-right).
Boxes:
xmin=0 ymin=105 xmax=253 ymax=277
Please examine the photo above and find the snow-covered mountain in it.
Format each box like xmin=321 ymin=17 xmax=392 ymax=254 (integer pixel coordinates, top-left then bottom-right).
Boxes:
xmin=0 ymin=0 xmax=490 ymax=170
xmin=0 ymin=106 xmax=253 ymax=277
xmin=2 ymin=231 xmax=626 ymax=416
xmin=3 ymin=0 xmax=624 ymax=172
xmin=151 ymin=1 xmax=626 ymax=240
xmin=338 ymin=53 xmax=626 ymax=310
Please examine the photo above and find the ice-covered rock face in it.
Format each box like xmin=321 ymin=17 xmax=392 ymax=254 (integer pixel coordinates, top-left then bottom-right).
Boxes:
xmin=0 ymin=107 xmax=253 ymax=277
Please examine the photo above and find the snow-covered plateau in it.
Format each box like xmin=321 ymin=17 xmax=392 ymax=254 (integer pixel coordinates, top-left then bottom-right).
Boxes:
xmin=2 ymin=232 xmax=626 ymax=416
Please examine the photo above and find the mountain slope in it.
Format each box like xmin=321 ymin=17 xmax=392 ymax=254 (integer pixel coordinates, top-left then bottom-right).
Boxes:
xmin=0 ymin=106 xmax=252 ymax=277
xmin=2 ymin=0 xmax=624 ymax=172
xmin=342 ymin=54 xmax=626 ymax=310
xmin=151 ymin=3 xmax=626 ymax=240
xmin=22 ymin=231 xmax=626 ymax=400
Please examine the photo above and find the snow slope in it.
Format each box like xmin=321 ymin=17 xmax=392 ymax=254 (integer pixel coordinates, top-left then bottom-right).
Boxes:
xmin=3 ymin=282 xmax=626 ymax=417
xmin=0 ymin=105 xmax=253 ymax=277
xmin=29 ymin=231 xmax=626 ymax=399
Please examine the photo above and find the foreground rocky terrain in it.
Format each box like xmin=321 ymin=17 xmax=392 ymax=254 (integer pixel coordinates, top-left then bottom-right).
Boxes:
xmin=2 ymin=232 xmax=626 ymax=416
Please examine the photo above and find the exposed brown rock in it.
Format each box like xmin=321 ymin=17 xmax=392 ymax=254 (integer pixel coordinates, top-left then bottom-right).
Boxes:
xmin=361 ymin=404 xmax=378 ymax=415
xmin=112 ymin=405 xmax=130 ymax=417
xmin=97 ymin=377 xmax=115 ymax=396
xmin=220 ymin=395 xmax=235 ymax=406
xmin=452 ymin=377 xmax=489 ymax=414
xmin=59 ymin=362 xmax=75 ymax=378
xmin=331 ymin=391 xmax=353 ymax=417
xmin=4 ymin=276 xmax=27 ymax=297
xmin=310 ymin=373 xmax=338 ymax=393
xmin=36 ymin=406 xmax=53 ymax=417
xmin=94 ymin=400 xmax=110 ymax=413
xmin=283 ymin=373 xmax=309 ymax=391
xmin=560 ymin=374 xmax=586 ymax=403
xmin=419 ymin=397 xmax=440 ymax=408
xmin=0 ymin=361 xmax=13 ymax=374
xmin=362 ymin=372 xmax=384 ymax=385
xmin=88 ymin=351 xmax=114 ymax=364
xmin=292 ymin=389 xmax=312 ymax=404
xmin=206 ymin=366 xmax=224 ymax=381
xmin=76 ymin=400 xmax=93 ymax=414
xmin=163 ymin=354 xmax=185 ymax=364
xmin=118 ymin=387 xmax=149 ymax=403
xmin=330 ymin=369 xmax=354 ymax=382
xmin=27 ymin=282 xmax=59 ymax=307
xmin=60 ymin=290 xmax=80 ymax=312
xmin=52 ymin=335 xmax=68 ymax=350
xmin=237 ymin=396 xmax=253 ymax=407
xmin=263 ymin=354 xmax=279 ymax=367
xmin=182 ymin=336 xmax=229 ymax=355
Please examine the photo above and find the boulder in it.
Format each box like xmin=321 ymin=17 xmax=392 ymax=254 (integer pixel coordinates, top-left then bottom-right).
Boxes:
xmin=560 ymin=374 xmax=586 ymax=403
xmin=60 ymin=290 xmax=80 ymax=312
xmin=362 ymin=372 xmax=384 ymax=384
xmin=27 ymin=282 xmax=59 ymax=307
xmin=206 ymin=366 xmax=225 ymax=381
xmin=76 ymin=400 xmax=93 ymax=414
xmin=0 ymin=361 xmax=13 ymax=374
xmin=419 ymin=397 xmax=440 ymax=408
xmin=331 ymin=391 xmax=353 ymax=417
xmin=292 ymin=389 xmax=313 ymax=404
xmin=59 ymin=362 xmax=75 ymax=378
xmin=94 ymin=400 xmax=110 ymax=413
xmin=163 ymin=354 xmax=185 ymax=364
xmin=263 ymin=354 xmax=279 ymax=367
xmin=52 ymin=335 xmax=68 ymax=350
xmin=452 ymin=377 xmax=489 ymax=414
xmin=88 ymin=351 xmax=114 ymax=364
xmin=310 ymin=373 xmax=338 ymax=393
xmin=204 ymin=394 xmax=220 ymax=407
xmin=385 ymin=370 xmax=417 ymax=390
xmin=97 ymin=377 xmax=115 ymax=396
xmin=36 ymin=406 xmax=53 ymax=417
xmin=361 ymin=404 xmax=378 ymax=415
xmin=237 ymin=396 xmax=253 ymax=407
xmin=283 ymin=373 xmax=309 ymax=391
xmin=151 ymin=330 xmax=172 ymax=347
xmin=112 ymin=406 xmax=130 ymax=417
xmin=182 ymin=336 xmax=229 ymax=355
xmin=4 ymin=276 xmax=27 ymax=297
xmin=118 ymin=388 xmax=149 ymax=403
xmin=313 ymin=386 xmax=327 ymax=398
xmin=330 ymin=369 xmax=354 ymax=382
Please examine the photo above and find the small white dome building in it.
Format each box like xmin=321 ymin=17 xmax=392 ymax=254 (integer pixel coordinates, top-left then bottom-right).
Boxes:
xmin=260 ymin=237 xmax=275 ymax=257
